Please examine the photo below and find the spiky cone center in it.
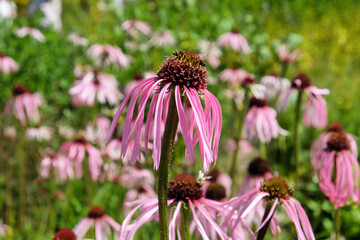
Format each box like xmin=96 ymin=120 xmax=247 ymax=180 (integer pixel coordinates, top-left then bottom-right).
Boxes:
xmin=167 ymin=173 xmax=203 ymax=201
xmin=157 ymin=50 xmax=208 ymax=89
xmin=13 ymin=84 xmax=29 ymax=96
xmin=260 ymin=177 xmax=293 ymax=200
xmin=326 ymin=132 xmax=350 ymax=152
xmin=291 ymin=73 xmax=311 ymax=89
xmin=208 ymin=168 xmax=221 ymax=182
xmin=53 ymin=229 xmax=77 ymax=240
xmin=327 ymin=122 xmax=344 ymax=133
xmin=205 ymin=182 xmax=226 ymax=201
xmin=248 ymin=157 xmax=271 ymax=177
xmin=249 ymin=97 xmax=268 ymax=109
xmin=87 ymin=206 xmax=105 ymax=219
xmin=74 ymin=136 xmax=87 ymax=145
xmin=241 ymin=76 xmax=255 ymax=88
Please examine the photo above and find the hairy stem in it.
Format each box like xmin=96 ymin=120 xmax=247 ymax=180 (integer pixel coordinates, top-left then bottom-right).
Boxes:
xmin=180 ymin=202 xmax=191 ymax=240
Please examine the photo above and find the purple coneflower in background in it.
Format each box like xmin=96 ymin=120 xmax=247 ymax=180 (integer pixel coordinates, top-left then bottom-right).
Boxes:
xmin=87 ymin=44 xmax=132 ymax=68
xmin=14 ymin=27 xmax=45 ymax=42
xmin=70 ymin=70 xmax=123 ymax=106
xmin=0 ymin=54 xmax=18 ymax=74
xmin=107 ymin=50 xmax=222 ymax=172
xmin=4 ymin=84 xmax=43 ymax=125
xmin=202 ymin=168 xmax=232 ymax=198
xmin=279 ymin=73 xmax=329 ymax=129
xmin=40 ymin=151 xmax=74 ymax=181
xmin=121 ymin=165 xmax=155 ymax=188
xmin=198 ymin=39 xmax=222 ymax=68
xmin=73 ymin=206 xmax=120 ymax=240
xmin=217 ymin=30 xmax=250 ymax=53
xmin=243 ymin=97 xmax=287 ymax=143
xmin=0 ymin=219 xmax=9 ymax=238
xmin=260 ymin=73 xmax=290 ymax=100
xmin=313 ymin=132 xmax=360 ymax=208
xmin=151 ymin=30 xmax=176 ymax=47
xmin=85 ymin=116 xmax=111 ymax=144
xmin=277 ymin=44 xmax=301 ymax=63
xmin=53 ymin=228 xmax=77 ymax=240
xmin=26 ymin=125 xmax=54 ymax=141
xmin=219 ymin=66 xmax=253 ymax=88
xmin=122 ymin=19 xmax=152 ymax=38
xmin=67 ymin=32 xmax=89 ymax=46
xmin=226 ymin=177 xmax=315 ymax=240
xmin=120 ymin=173 xmax=229 ymax=240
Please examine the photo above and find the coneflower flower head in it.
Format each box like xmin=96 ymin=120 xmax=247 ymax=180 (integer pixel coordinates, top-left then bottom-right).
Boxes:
xmin=291 ymin=73 xmax=312 ymax=89
xmin=205 ymin=182 xmax=226 ymax=201
xmin=260 ymin=177 xmax=293 ymax=200
xmin=248 ymin=157 xmax=271 ymax=177
xmin=167 ymin=173 xmax=203 ymax=201
xmin=53 ymin=228 xmax=77 ymax=240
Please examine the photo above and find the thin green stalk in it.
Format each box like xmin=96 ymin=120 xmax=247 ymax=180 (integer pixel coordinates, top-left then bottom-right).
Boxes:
xmin=260 ymin=141 xmax=267 ymax=159
xmin=17 ymin=127 xmax=26 ymax=230
xmin=158 ymin=90 xmax=179 ymax=240
xmin=335 ymin=208 xmax=341 ymax=240
xmin=180 ymin=202 xmax=191 ymax=240
xmin=280 ymin=62 xmax=289 ymax=78
xmin=256 ymin=201 xmax=277 ymax=240
xmin=293 ymin=89 xmax=303 ymax=193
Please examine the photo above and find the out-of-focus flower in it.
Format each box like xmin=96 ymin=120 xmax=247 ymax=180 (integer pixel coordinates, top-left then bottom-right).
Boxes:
xmin=60 ymin=136 xmax=102 ymax=180
xmin=243 ymin=97 xmax=288 ymax=143
xmin=202 ymin=168 xmax=232 ymax=198
xmin=277 ymin=44 xmax=301 ymax=63
xmin=0 ymin=219 xmax=9 ymax=238
xmin=0 ymin=0 xmax=17 ymax=19
xmin=120 ymin=173 xmax=229 ymax=240
xmin=26 ymin=126 xmax=54 ymax=141
xmin=73 ymin=64 xmax=92 ymax=78
xmin=123 ymin=185 xmax=157 ymax=215
xmin=279 ymin=73 xmax=330 ymax=129
xmin=102 ymin=162 xmax=121 ymax=182
xmin=123 ymin=73 xmax=145 ymax=95
xmin=224 ymin=138 xmax=254 ymax=156
xmin=313 ymin=132 xmax=360 ymax=209
xmin=53 ymin=228 xmax=77 ymax=240
xmin=150 ymin=30 xmax=176 ymax=47
xmin=58 ymin=124 xmax=75 ymax=139
xmin=85 ymin=117 xmax=111 ymax=144
xmin=67 ymin=33 xmax=89 ymax=46
xmin=14 ymin=27 xmax=46 ymax=42
xmin=124 ymin=41 xmax=151 ymax=51
xmin=217 ymin=30 xmax=250 ymax=53
xmin=0 ymin=55 xmax=18 ymax=74
xmin=87 ymin=44 xmax=133 ymax=68
xmin=73 ymin=206 xmax=120 ymax=240
xmin=219 ymin=67 xmax=252 ymax=88
xmin=260 ymin=73 xmax=290 ymax=100
xmin=4 ymin=84 xmax=43 ymax=125
xmin=121 ymin=165 xmax=155 ymax=188
xmin=226 ymin=178 xmax=315 ymax=240
xmin=198 ymin=39 xmax=222 ymax=68
xmin=122 ymin=19 xmax=152 ymax=38
xmin=241 ymin=76 xmax=266 ymax=99
xmin=40 ymin=152 xmax=74 ymax=182
xmin=4 ymin=126 xmax=16 ymax=139
xmin=106 ymin=138 xmax=146 ymax=164
xmin=107 ymin=50 xmax=222 ymax=172
xmin=70 ymin=70 xmax=123 ymax=106
xmin=40 ymin=0 xmax=62 ymax=30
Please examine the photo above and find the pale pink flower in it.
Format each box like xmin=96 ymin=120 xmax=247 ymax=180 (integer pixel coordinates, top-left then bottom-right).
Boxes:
xmin=73 ymin=64 xmax=92 ymax=78
xmin=198 ymin=39 xmax=222 ymax=68
xmin=243 ymin=97 xmax=288 ymax=143
xmin=202 ymin=168 xmax=232 ymax=198
xmin=4 ymin=84 xmax=43 ymax=125
xmin=313 ymin=132 xmax=360 ymax=209
xmin=123 ymin=185 xmax=157 ymax=215
xmin=53 ymin=228 xmax=77 ymax=240
xmin=150 ymin=30 xmax=176 ymax=47
xmin=26 ymin=125 xmax=54 ymax=141
xmin=120 ymin=174 xmax=229 ymax=240
xmin=219 ymin=67 xmax=252 ymax=88
xmin=0 ymin=219 xmax=9 ymax=238
xmin=217 ymin=30 xmax=250 ymax=53
xmin=122 ymin=19 xmax=151 ymax=38
xmin=124 ymin=73 xmax=145 ymax=95
xmin=0 ymin=54 xmax=18 ymax=74
xmin=73 ymin=206 xmax=120 ymax=240
xmin=4 ymin=126 xmax=16 ymax=139
xmin=279 ymin=73 xmax=330 ymax=129
xmin=107 ymin=51 xmax=222 ymax=172
xmin=121 ymin=165 xmax=155 ymax=188
xmin=106 ymin=138 xmax=146 ymax=164
xmin=226 ymin=178 xmax=315 ymax=240
xmin=70 ymin=70 xmax=123 ymax=106
xmin=40 ymin=152 xmax=74 ymax=181
xmin=60 ymin=136 xmax=102 ymax=180
xmin=58 ymin=124 xmax=75 ymax=139
xmin=124 ymin=41 xmax=150 ymax=51
xmin=87 ymin=44 xmax=132 ymax=68
xmin=224 ymin=138 xmax=254 ymax=156
xmin=240 ymin=76 xmax=266 ymax=99
xmin=0 ymin=0 xmax=17 ymax=19
xmin=260 ymin=73 xmax=290 ymax=100
xmin=102 ymin=162 xmax=121 ymax=182
xmin=67 ymin=32 xmax=89 ymax=46
xmin=85 ymin=116 xmax=111 ymax=144
xmin=277 ymin=44 xmax=301 ymax=63
xmin=14 ymin=27 xmax=45 ymax=42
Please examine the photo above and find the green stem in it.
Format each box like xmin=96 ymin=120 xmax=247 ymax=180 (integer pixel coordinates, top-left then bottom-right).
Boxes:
xmin=260 ymin=141 xmax=267 ymax=159
xmin=17 ymin=127 xmax=26 ymax=230
xmin=256 ymin=201 xmax=277 ymax=240
xmin=158 ymin=90 xmax=179 ymax=240
xmin=229 ymin=89 xmax=250 ymax=195
xmin=335 ymin=208 xmax=341 ymax=240
xmin=280 ymin=62 xmax=289 ymax=78
xmin=293 ymin=89 xmax=303 ymax=193
xmin=180 ymin=202 xmax=191 ymax=240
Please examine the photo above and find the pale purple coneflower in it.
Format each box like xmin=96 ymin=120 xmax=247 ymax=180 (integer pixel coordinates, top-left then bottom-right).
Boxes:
xmin=4 ymin=84 xmax=43 ymax=125
xmin=226 ymin=177 xmax=315 ymax=240
xmin=0 ymin=219 xmax=9 ymax=238
xmin=151 ymin=30 xmax=176 ymax=47
xmin=73 ymin=206 xmax=121 ymax=240
xmin=219 ymin=67 xmax=253 ymax=88
xmin=85 ymin=116 xmax=111 ymax=144
xmin=121 ymin=165 xmax=155 ymax=188
xmin=53 ymin=228 xmax=77 ymax=240
xmin=217 ymin=30 xmax=250 ymax=53
xmin=14 ymin=27 xmax=45 ymax=42
xmin=0 ymin=0 xmax=17 ymax=19
xmin=123 ymin=185 xmax=157 ymax=215
xmin=67 ymin=32 xmax=89 ymax=46
xmin=124 ymin=41 xmax=150 ymax=51
xmin=4 ymin=126 xmax=16 ymax=139
xmin=87 ymin=44 xmax=133 ymax=68
xmin=241 ymin=76 xmax=266 ymax=99
xmin=40 ymin=151 xmax=74 ymax=182
xmin=73 ymin=64 xmax=92 ymax=78
xmin=107 ymin=50 xmax=222 ymax=172
xmin=106 ymin=138 xmax=146 ymax=164
xmin=198 ymin=39 xmax=222 ymax=68
xmin=122 ymin=19 xmax=152 ymax=38
xmin=120 ymin=173 xmax=229 ymax=240
xmin=313 ymin=132 xmax=360 ymax=209
xmin=279 ymin=73 xmax=330 ymax=129
xmin=123 ymin=73 xmax=145 ymax=95
xmin=243 ymin=97 xmax=287 ymax=143
xmin=58 ymin=124 xmax=76 ymax=139
xmin=224 ymin=138 xmax=254 ymax=156
xmin=202 ymin=168 xmax=232 ymax=198
xmin=60 ymin=136 xmax=102 ymax=180
xmin=101 ymin=162 xmax=121 ymax=182
xmin=310 ymin=122 xmax=357 ymax=160
xmin=0 ymin=54 xmax=18 ymax=74
xmin=277 ymin=44 xmax=301 ymax=63
xmin=70 ymin=70 xmax=123 ymax=106
xmin=26 ymin=125 xmax=54 ymax=141
xmin=260 ymin=73 xmax=290 ymax=100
